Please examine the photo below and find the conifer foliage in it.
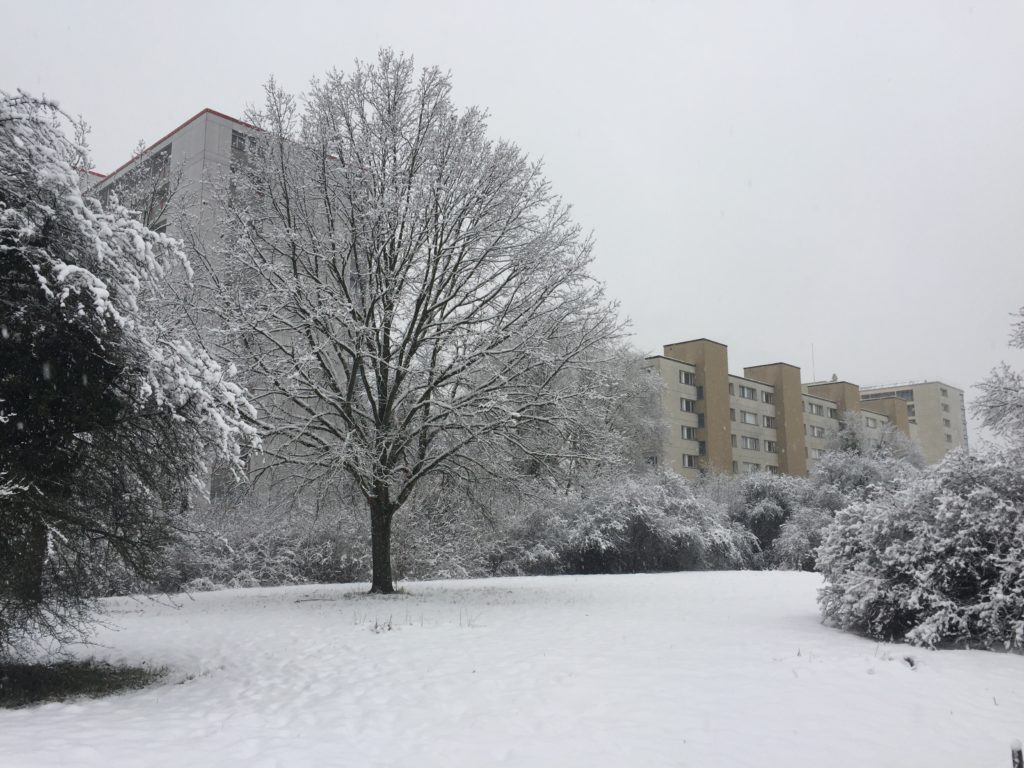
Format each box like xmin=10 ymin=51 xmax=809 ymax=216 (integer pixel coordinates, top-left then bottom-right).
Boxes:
xmin=0 ymin=92 xmax=257 ymax=658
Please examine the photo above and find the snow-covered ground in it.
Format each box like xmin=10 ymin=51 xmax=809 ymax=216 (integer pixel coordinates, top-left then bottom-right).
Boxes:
xmin=2 ymin=571 xmax=1022 ymax=767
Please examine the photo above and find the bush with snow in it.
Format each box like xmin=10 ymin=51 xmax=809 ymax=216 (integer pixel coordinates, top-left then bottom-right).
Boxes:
xmin=554 ymin=474 xmax=756 ymax=574
xmin=817 ymin=449 xmax=1024 ymax=648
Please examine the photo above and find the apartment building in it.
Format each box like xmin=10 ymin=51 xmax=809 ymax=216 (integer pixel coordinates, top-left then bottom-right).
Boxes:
xmin=860 ymin=381 xmax=968 ymax=464
xmin=89 ymin=108 xmax=256 ymax=237
xmin=644 ymin=338 xmax=951 ymax=479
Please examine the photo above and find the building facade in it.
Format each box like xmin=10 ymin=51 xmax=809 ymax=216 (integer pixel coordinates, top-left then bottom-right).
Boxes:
xmin=860 ymin=382 xmax=968 ymax=464
xmin=645 ymin=338 xmax=961 ymax=478
xmin=89 ymin=108 xmax=256 ymax=238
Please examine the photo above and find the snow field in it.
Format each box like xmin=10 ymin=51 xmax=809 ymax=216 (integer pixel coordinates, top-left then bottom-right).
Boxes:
xmin=1 ymin=571 xmax=1022 ymax=767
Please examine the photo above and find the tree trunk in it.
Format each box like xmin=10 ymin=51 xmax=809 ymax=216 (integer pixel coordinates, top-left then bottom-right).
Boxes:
xmin=13 ymin=519 xmax=48 ymax=604
xmin=369 ymin=501 xmax=396 ymax=594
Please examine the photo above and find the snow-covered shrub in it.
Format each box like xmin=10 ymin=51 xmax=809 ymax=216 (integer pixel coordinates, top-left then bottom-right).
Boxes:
xmin=556 ymin=473 xmax=756 ymax=574
xmin=817 ymin=449 xmax=1024 ymax=648
xmin=154 ymin=485 xmax=370 ymax=591
xmin=770 ymin=506 xmax=835 ymax=571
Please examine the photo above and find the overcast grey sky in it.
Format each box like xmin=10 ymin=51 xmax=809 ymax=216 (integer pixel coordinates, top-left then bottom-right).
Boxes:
xmin=4 ymin=0 xmax=1023 ymax=441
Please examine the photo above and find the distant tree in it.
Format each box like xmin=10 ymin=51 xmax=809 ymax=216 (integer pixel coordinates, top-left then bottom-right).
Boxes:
xmin=205 ymin=51 xmax=623 ymax=593
xmin=0 ymin=91 xmax=257 ymax=658
xmin=975 ymin=307 xmax=1024 ymax=447
xmin=828 ymin=411 xmax=924 ymax=468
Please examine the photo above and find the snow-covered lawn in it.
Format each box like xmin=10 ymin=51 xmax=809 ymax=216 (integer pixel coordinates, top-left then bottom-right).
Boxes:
xmin=2 ymin=572 xmax=1022 ymax=767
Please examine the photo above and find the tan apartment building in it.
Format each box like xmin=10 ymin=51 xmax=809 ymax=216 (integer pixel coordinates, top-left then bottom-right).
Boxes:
xmin=644 ymin=338 xmax=942 ymax=479
xmin=860 ymin=381 xmax=968 ymax=464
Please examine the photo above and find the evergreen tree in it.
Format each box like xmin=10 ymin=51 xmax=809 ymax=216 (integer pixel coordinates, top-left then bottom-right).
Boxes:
xmin=0 ymin=91 xmax=257 ymax=658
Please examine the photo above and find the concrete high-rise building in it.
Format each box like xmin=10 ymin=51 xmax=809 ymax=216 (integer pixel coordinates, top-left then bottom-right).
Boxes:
xmin=645 ymin=339 xmax=964 ymax=478
xmin=860 ymin=382 xmax=968 ymax=464
xmin=89 ymin=108 xmax=256 ymax=239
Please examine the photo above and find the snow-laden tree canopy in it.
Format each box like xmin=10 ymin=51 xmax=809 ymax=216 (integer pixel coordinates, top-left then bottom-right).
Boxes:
xmin=203 ymin=51 xmax=625 ymax=592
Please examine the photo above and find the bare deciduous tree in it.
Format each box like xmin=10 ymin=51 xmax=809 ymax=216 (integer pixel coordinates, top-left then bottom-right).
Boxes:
xmin=206 ymin=51 xmax=624 ymax=592
xmin=975 ymin=307 xmax=1024 ymax=446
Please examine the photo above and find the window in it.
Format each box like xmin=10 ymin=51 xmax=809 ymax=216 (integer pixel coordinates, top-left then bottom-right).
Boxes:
xmin=865 ymin=416 xmax=877 ymax=428
xmin=909 ymin=418 xmax=917 ymax=424
xmin=940 ymin=387 xmax=948 ymax=397
xmin=945 ymin=434 xmax=952 ymax=443
xmin=682 ymin=426 xmax=698 ymax=440
xmin=739 ymin=385 xmax=757 ymax=400
xmin=762 ymin=415 xmax=776 ymax=429
xmin=942 ymin=403 xmax=950 ymax=413
xmin=732 ymin=461 xmax=739 ymax=473
xmin=761 ymin=391 xmax=774 ymax=405
xmin=645 ymin=456 xmax=658 ymax=467
xmin=231 ymin=129 xmax=248 ymax=152
xmin=943 ymin=418 xmax=950 ymax=428
xmin=696 ymin=385 xmax=704 ymax=400
xmin=809 ymin=425 xmax=825 ymax=438
xmin=810 ymin=403 xmax=824 ymax=416
xmin=698 ymin=441 xmax=707 ymax=456
xmin=743 ymin=462 xmax=760 ymax=473
xmin=730 ymin=408 xmax=736 ymax=422
xmin=828 ymin=408 xmax=839 ymax=420
xmin=697 ymin=413 xmax=706 ymax=428
xmin=810 ymin=448 xmax=825 ymax=459
xmin=741 ymin=436 xmax=760 ymax=451
xmin=740 ymin=410 xmax=758 ymax=425
xmin=897 ymin=390 xmax=914 ymax=401
xmin=680 ymin=370 xmax=696 ymax=386
xmin=731 ymin=434 xmax=737 ymax=447
xmin=683 ymin=454 xmax=698 ymax=469
xmin=680 ymin=398 xmax=697 ymax=413
xmin=767 ymin=465 xmax=780 ymax=475
xmin=728 ymin=383 xmax=735 ymax=396
xmin=765 ymin=440 xmax=777 ymax=454
xmin=907 ymin=405 xmax=916 ymax=417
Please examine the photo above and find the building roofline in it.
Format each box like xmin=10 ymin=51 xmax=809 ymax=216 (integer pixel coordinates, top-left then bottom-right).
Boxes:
xmin=805 ymin=379 xmax=859 ymax=388
xmin=862 ymin=380 xmax=961 ymax=391
xmin=802 ymin=392 xmax=838 ymax=404
xmin=644 ymin=355 xmax=696 ymax=366
xmin=94 ymin=107 xmax=256 ymax=185
xmin=746 ymin=362 xmax=801 ymax=371
xmin=663 ymin=337 xmax=728 ymax=349
xmin=728 ymin=373 xmax=774 ymax=388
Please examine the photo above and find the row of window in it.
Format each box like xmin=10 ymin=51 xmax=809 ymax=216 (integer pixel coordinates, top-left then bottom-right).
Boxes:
xmin=731 ymin=461 xmax=780 ymax=475
xmin=728 ymin=409 xmax=776 ymax=428
xmin=863 ymin=389 xmax=915 ymax=402
xmin=729 ymin=434 xmax=778 ymax=453
xmin=803 ymin=401 xmax=832 ymax=417
xmin=728 ymin=382 xmax=775 ymax=404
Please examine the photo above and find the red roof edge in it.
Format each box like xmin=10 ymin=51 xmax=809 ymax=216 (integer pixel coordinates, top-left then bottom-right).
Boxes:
xmin=97 ymin=107 xmax=257 ymax=182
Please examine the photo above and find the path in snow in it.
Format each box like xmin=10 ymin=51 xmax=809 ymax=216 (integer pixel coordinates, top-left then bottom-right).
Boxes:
xmin=1 ymin=571 xmax=1022 ymax=767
